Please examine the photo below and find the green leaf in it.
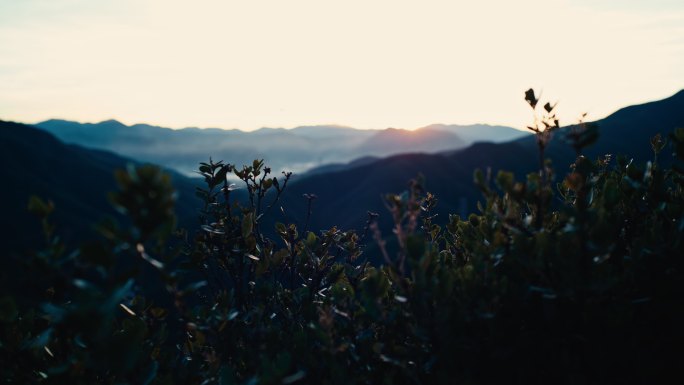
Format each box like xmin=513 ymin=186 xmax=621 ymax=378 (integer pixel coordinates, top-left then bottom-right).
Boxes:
xmin=275 ymin=222 xmax=287 ymax=235
xmin=306 ymin=231 xmax=316 ymax=247
xmin=27 ymin=195 xmax=53 ymax=216
xmin=496 ymin=171 xmax=514 ymax=191
xmin=213 ymin=165 xmax=230 ymax=187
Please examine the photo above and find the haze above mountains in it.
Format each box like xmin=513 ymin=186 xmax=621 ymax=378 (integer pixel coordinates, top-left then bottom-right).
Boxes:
xmin=34 ymin=120 xmax=528 ymax=176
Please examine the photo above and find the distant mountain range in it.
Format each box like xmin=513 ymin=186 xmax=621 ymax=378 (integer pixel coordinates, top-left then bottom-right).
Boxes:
xmin=34 ymin=120 xmax=528 ymax=176
xmin=3 ymin=89 xmax=682 ymax=255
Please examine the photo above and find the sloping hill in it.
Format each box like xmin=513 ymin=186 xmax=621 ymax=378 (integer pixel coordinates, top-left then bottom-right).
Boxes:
xmin=0 ymin=120 xmax=200 ymax=254
xmin=539 ymin=89 xmax=684 ymax=163
xmin=356 ymin=128 xmax=466 ymax=156
xmin=276 ymin=90 xmax=684 ymax=234
xmin=424 ymin=123 xmax=529 ymax=144
xmin=303 ymin=156 xmax=380 ymax=176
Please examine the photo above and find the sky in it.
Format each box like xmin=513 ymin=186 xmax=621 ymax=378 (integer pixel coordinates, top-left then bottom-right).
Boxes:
xmin=0 ymin=0 xmax=682 ymax=131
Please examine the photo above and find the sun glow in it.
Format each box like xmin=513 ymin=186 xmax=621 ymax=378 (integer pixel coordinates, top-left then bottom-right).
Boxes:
xmin=0 ymin=0 xmax=682 ymax=130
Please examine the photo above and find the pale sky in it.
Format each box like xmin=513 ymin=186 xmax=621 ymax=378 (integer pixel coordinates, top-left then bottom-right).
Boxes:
xmin=1 ymin=0 xmax=682 ymax=131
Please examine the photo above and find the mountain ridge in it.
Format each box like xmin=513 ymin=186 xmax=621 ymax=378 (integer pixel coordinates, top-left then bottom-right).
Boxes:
xmin=276 ymin=88 xmax=684 ymax=234
xmin=0 ymin=120 xmax=200 ymax=254
xmin=3 ymin=89 xmax=683 ymax=254
xmin=34 ymin=119 xmax=525 ymax=176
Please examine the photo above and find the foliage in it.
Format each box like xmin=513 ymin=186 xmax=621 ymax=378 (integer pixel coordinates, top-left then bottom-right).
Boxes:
xmin=2 ymin=93 xmax=684 ymax=384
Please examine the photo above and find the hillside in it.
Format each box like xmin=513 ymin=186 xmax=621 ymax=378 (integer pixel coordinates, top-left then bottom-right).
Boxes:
xmin=425 ymin=123 xmax=529 ymax=143
xmin=355 ymin=128 xmax=466 ymax=156
xmin=0 ymin=120 xmax=200 ymax=254
xmin=277 ymin=90 xmax=684 ymax=233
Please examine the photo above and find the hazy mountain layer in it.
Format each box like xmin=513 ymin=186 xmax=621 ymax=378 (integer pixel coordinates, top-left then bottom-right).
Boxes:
xmin=34 ymin=120 xmax=526 ymax=176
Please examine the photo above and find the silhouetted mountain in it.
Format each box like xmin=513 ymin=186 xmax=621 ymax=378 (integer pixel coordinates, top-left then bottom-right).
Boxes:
xmin=515 ymin=89 xmax=684 ymax=163
xmin=286 ymin=125 xmax=364 ymax=139
xmin=276 ymin=90 xmax=684 ymax=235
xmin=0 ymin=120 xmax=200 ymax=254
xmin=356 ymin=128 xmax=466 ymax=156
xmin=303 ymin=125 xmax=529 ymax=176
xmin=34 ymin=120 xmax=520 ymax=176
xmin=304 ymin=156 xmax=380 ymax=176
xmin=424 ymin=123 xmax=529 ymax=144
